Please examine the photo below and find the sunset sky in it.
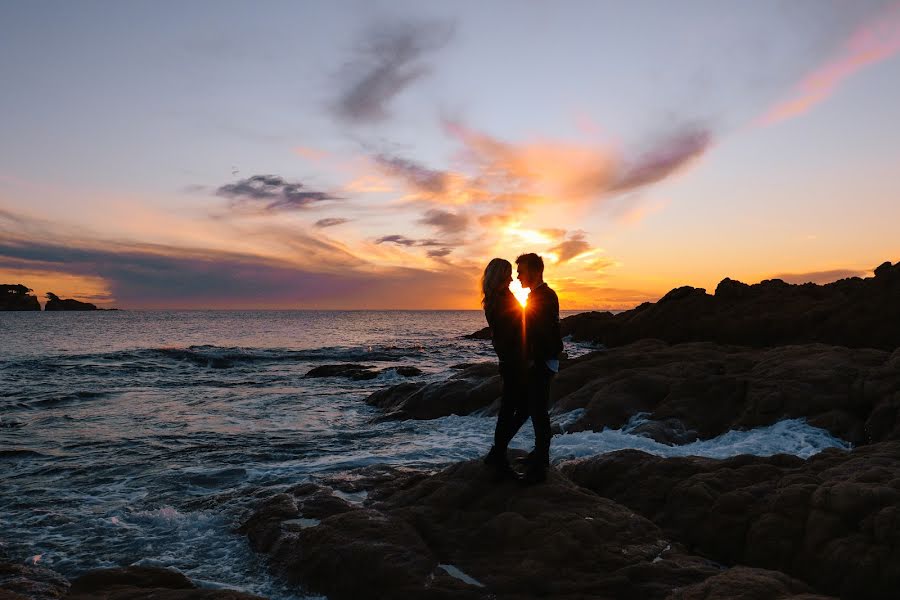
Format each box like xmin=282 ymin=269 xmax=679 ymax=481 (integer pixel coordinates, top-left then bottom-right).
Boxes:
xmin=1 ymin=0 xmax=899 ymax=309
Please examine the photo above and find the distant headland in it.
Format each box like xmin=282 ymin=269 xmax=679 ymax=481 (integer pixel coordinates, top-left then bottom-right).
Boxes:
xmin=1 ymin=284 xmax=116 ymax=311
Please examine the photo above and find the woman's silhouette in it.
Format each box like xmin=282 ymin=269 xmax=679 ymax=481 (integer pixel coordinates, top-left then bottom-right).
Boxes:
xmin=480 ymin=258 xmax=528 ymax=478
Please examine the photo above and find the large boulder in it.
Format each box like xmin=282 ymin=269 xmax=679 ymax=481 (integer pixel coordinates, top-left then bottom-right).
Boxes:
xmin=557 ymin=261 xmax=900 ymax=351
xmin=562 ymin=440 xmax=900 ymax=600
xmin=0 ymin=284 xmax=41 ymax=311
xmin=240 ymin=460 xmax=730 ymax=600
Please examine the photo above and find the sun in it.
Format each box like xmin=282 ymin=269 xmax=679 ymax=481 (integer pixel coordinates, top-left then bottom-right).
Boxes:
xmin=509 ymin=280 xmax=529 ymax=307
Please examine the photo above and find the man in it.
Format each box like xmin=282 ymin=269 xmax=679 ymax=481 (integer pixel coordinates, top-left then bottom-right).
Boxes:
xmin=516 ymin=253 xmax=563 ymax=484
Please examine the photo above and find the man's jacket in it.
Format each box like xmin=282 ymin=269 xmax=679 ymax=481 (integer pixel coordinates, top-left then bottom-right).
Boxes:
xmin=525 ymin=283 xmax=563 ymax=362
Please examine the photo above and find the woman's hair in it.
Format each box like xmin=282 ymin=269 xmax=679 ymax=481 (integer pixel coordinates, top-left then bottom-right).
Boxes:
xmin=481 ymin=258 xmax=512 ymax=310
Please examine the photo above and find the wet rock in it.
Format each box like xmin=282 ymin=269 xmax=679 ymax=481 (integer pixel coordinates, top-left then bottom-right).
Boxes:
xmin=549 ymin=341 xmax=900 ymax=445
xmin=305 ymin=364 xmax=422 ymax=380
xmin=305 ymin=363 xmax=378 ymax=379
xmin=366 ymin=362 xmax=501 ymax=420
xmin=43 ymin=292 xmax=98 ymax=311
xmin=0 ymin=564 xmax=263 ymax=600
xmin=240 ymin=460 xmax=722 ymax=600
xmin=0 ymin=284 xmax=41 ymax=311
xmin=554 ymin=260 xmax=900 ymax=351
xmin=0 ymin=562 xmax=68 ymax=599
xmin=665 ymin=565 xmax=836 ymax=600
xmin=562 ymin=441 xmax=900 ymax=600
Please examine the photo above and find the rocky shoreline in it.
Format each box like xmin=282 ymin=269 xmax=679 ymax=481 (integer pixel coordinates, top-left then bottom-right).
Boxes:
xmin=4 ymin=262 xmax=898 ymax=599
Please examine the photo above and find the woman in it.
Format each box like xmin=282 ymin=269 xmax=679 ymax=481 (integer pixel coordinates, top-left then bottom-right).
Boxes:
xmin=480 ymin=258 xmax=527 ymax=477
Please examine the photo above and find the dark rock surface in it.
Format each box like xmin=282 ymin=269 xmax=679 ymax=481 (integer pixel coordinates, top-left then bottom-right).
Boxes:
xmin=365 ymin=362 xmax=501 ymax=420
xmin=0 ymin=564 xmax=263 ymax=599
xmin=557 ymin=261 xmax=900 ymax=351
xmin=44 ymin=292 xmax=98 ymax=311
xmin=561 ymin=441 xmax=900 ymax=600
xmin=305 ymin=363 xmax=423 ymax=380
xmin=366 ymin=340 xmax=900 ymax=446
xmin=0 ymin=284 xmax=41 ymax=311
xmin=549 ymin=340 xmax=900 ymax=445
xmin=0 ymin=562 xmax=68 ymax=598
xmin=240 ymin=460 xmax=739 ymax=600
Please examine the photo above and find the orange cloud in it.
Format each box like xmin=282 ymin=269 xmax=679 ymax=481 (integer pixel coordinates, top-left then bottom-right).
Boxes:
xmin=293 ymin=146 xmax=331 ymax=161
xmin=759 ymin=3 xmax=900 ymax=125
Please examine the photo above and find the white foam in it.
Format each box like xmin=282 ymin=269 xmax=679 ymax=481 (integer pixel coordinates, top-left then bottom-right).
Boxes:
xmin=437 ymin=564 xmax=485 ymax=587
xmin=551 ymin=417 xmax=850 ymax=461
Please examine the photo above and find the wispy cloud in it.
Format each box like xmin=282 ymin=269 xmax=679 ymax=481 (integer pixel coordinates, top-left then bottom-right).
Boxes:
xmin=547 ymin=231 xmax=592 ymax=263
xmin=314 ymin=217 xmax=351 ymax=228
xmin=375 ymin=234 xmax=442 ymax=247
xmin=418 ymin=208 xmax=468 ymax=234
xmin=334 ymin=20 xmax=453 ymax=124
xmin=759 ymin=3 xmax=900 ymax=125
xmin=216 ymin=175 xmax=340 ymax=212
xmin=372 ymin=154 xmax=449 ymax=194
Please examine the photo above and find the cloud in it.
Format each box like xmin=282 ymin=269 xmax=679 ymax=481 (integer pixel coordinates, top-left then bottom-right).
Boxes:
xmin=375 ymin=234 xmax=442 ymax=247
xmin=759 ymin=3 xmax=900 ymax=125
xmin=547 ymin=231 xmax=592 ymax=263
xmin=315 ymin=217 xmax=351 ymax=228
xmin=0 ymin=211 xmax=481 ymax=308
xmin=216 ymin=174 xmax=340 ymax=212
xmin=609 ymin=128 xmax=711 ymax=192
xmin=427 ymin=248 xmax=453 ymax=258
xmin=443 ymin=119 xmax=711 ymax=207
xmin=372 ymin=154 xmax=449 ymax=194
xmin=334 ymin=20 xmax=453 ymax=124
xmin=766 ymin=268 xmax=871 ymax=285
xmin=418 ymin=208 xmax=468 ymax=234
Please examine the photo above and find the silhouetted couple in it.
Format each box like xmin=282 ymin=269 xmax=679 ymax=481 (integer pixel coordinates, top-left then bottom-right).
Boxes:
xmin=481 ymin=253 xmax=563 ymax=484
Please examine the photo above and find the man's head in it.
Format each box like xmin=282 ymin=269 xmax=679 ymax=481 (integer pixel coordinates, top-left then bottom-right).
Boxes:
xmin=515 ymin=253 xmax=544 ymax=289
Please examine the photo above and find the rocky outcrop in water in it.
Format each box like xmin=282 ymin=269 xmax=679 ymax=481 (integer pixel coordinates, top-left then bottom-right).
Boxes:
xmin=558 ymin=260 xmax=900 ymax=351
xmin=561 ymin=440 xmax=900 ymax=600
xmin=43 ymin=293 xmax=98 ymax=311
xmin=239 ymin=458 xmax=844 ymax=600
xmin=0 ymin=564 xmax=264 ymax=599
xmin=304 ymin=364 xmax=422 ymax=380
xmin=0 ymin=284 xmax=41 ymax=311
xmin=366 ymin=340 xmax=900 ymax=446
xmin=365 ymin=362 xmax=501 ymax=420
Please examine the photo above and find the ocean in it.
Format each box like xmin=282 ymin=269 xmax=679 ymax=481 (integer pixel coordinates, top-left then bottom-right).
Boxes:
xmin=0 ymin=310 xmax=850 ymax=599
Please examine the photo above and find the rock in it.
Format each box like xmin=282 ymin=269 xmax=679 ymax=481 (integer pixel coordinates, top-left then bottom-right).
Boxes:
xmin=365 ymin=363 xmax=500 ymax=420
xmin=665 ymin=565 xmax=836 ymax=600
xmin=0 ymin=284 xmax=41 ymax=311
xmin=305 ymin=363 xmax=378 ymax=379
xmin=548 ymin=340 xmax=900 ymax=446
xmin=43 ymin=292 xmax=97 ymax=311
xmin=463 ymin=326 xmax=492 ymax=340
xmin=554 ymin=261 xmax=900 ymax=351
xmin=0 ymin=563 xmax=263 ymax=600
xmin=240 ymin=459 xmax=724 ymax=600
xmin=0 ymin=562 xmax=68 ymax=598
xmin=562 ymin=441 xmax=900 ymax=600
xmin=305 ymin=364 xmax=423 ymax=380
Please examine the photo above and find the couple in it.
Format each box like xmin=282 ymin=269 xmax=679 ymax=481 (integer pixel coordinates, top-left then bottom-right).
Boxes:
xmin=481 ymin=253 xmax=563 ymax=484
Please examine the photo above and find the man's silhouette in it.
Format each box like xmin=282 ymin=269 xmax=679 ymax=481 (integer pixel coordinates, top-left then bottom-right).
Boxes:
xmin=516 ymin=253 xmax=563 ymax=483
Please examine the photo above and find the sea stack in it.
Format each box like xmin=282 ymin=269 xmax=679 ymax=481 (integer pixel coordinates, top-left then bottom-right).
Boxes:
xmin=44 ymin=292 xmax=98 ymax=311
xmin=0 ymin=284 xmax=41 ymax=311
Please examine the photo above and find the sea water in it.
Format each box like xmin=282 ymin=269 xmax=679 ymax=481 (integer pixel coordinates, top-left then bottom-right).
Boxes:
xmin=0 ymin=310 xmax=849 ymax=599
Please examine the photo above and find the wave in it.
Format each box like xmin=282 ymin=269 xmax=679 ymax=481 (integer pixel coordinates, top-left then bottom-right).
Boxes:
xmin=8 ymin=344 xmax=439 ymax=371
